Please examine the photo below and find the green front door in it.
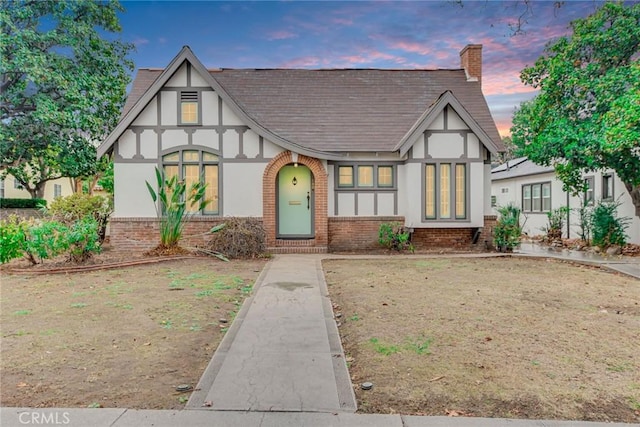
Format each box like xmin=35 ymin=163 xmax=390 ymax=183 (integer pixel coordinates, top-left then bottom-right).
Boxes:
xmin=277 ymin=165 xmax=313 ymax=238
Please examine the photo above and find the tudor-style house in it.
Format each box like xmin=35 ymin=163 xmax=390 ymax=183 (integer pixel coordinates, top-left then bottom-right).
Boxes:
xmin=97 ymin=44 xmax=504 ymax=252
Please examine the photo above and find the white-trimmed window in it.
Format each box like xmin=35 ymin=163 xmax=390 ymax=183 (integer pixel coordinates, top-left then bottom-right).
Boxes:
xmin=424 ymin=163 xmax=467 ymax=220
xmin=583 ymin=176 xmax=594 ymax=206
xmin=162 ymin=149 xmax=219 ymax=214
xmin=53 ymin=184 xmax=62 ymax=198
xmin=522 ymin=182 xmax=551 ymax=213
xmin=179 ymin=91 xmax=199 ymax=125
xmin=602 ymin=174 xmax=614 ymax=201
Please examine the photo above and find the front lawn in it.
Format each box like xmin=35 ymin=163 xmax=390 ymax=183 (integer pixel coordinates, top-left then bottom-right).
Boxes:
xmin=325 ymin=257 xmax=640 ymax=423
xmin=0 ymin=258 xmax=265 ymax=409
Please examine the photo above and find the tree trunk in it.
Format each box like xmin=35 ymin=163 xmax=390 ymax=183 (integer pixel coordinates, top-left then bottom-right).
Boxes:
xmin=625 ymin=182 xmax=640 ymax=218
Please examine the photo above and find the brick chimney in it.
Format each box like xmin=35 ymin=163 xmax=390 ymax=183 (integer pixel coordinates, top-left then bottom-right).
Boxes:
xmin=460 ymin=44 xmax=482 ymax=85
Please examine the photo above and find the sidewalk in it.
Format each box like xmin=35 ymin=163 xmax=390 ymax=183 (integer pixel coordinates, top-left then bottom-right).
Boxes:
xmin=1 ymin=251 xmax=638 ymax=427
xmin=516 ymin=242 xmax=640 ymax=279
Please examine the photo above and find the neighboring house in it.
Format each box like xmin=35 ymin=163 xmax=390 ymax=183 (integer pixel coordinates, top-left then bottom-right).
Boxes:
xmin=491 ymin=157 xmax=640 ymax=245
xmin=97 ymin=44 xmax=504 ymax=253
xmin=0 ymin=173 xmax=73 ymax=204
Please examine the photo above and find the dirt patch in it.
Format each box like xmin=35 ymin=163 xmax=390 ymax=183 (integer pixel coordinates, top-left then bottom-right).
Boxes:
xmin=1 ymin=258 xmax=266 ymax=409
xmin=325 ymin=257 xmax=640 ymax=422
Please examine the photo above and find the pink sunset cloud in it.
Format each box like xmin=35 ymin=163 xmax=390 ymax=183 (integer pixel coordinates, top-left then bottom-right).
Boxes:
xmin=267 ymin=30 xmax=297 ymax=41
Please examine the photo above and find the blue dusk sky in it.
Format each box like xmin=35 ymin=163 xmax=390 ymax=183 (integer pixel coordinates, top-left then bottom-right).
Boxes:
xmin=117 ymin=0 xmax=611 ymax=137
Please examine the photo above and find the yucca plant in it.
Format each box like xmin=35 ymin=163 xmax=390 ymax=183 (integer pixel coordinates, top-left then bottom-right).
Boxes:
xmin=146 ymin=167 xmax=209 ymax=248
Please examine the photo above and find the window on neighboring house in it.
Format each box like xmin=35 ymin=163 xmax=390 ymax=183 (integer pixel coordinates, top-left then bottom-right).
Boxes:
xmin=522 ymin=182 xmax=551 ymax=213
xmin=179 ymin=91 xmax=199 ymax=125
xmin=54 ymin=184 xmax=62 ymax=198
xmin=424 ymin=163 xmax=467 ymax=220
xmin=14 ymin=179 xmax=23 ymax=190
xmin=337 ymin=166 xmax=354 ymax=187
xmin=162 ymin=149 xmax=219 ymax=214
xmin=0 ymin=178 xmax=4 ymax=198
xmin=602 ymin=174 xmax=613 ymax=201
xmin=583 ymin=176 xmax=594 ymax=206
xmin=491 ymin=195 xmax=497 ymax=207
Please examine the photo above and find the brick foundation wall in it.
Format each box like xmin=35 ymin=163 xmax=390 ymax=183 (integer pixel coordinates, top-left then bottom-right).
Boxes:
xmin=410 ymin=227 xmax=476 ymax=249
xmin=481 ymin=215 xmax=497 ymax=250
xmin=109 ymin=217 xmax=231 ymax=252
xmin=328 ymin=216 xmax=404 ymax=252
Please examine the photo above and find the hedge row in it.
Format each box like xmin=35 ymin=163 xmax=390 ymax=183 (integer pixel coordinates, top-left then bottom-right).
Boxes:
xmin=0 ymin=198 xmax=47 ymax=209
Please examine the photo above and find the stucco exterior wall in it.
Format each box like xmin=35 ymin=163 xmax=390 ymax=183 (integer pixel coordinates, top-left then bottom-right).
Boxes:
xmin=491 ymin=170 xmax=639 ymax=245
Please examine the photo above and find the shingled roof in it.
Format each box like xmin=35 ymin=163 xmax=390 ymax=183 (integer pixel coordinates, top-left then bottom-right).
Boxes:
xmin=102 ymin=46 xmax=504 ymax=158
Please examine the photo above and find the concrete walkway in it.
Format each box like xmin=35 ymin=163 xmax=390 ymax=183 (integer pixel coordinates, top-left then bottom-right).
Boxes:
xmin=516 ymin=242 xmax=640 ymax=279
xmin=2 ymin=249 xmax=639 ymax=427
xmin=186 ymin=255 xmax=356 ymax=412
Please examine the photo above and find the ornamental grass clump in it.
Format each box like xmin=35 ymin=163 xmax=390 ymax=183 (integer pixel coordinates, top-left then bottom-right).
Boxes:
xmin=146 ymin=167 xmax=208 ymax=249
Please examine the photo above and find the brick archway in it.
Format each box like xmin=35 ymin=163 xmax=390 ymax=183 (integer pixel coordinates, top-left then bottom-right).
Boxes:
xmin=263 ymin=151 xmax=328 ymax=248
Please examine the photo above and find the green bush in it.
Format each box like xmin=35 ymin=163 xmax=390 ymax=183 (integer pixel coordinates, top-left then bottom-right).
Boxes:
xmin=494 ymin=204 xmax=522 ymax=252
xmin=204 ymin=217 xmax=265 ymax=259
xmin=0 ymin=215 xmax=28 ymax=264
xmin=22 ymin=220 xmax=69 ymax=264
xmin=0 ymin=216 xmax=101 ymax=265
xmin=591 ymin=201 xmax=629 ymax=249
xmin=48 ymin=193 xmax=112 ymax=244
xmin=0 ymin=198 xmax=46 ymax=208
xmin=66 ymin=216 xmax=101 ymax=262
xmin=378 ymin=222 xmax=414 ymax=252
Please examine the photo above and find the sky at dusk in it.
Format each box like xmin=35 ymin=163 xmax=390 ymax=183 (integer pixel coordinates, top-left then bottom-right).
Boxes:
xmin=117 ymin=0 xmax=612 ymax=137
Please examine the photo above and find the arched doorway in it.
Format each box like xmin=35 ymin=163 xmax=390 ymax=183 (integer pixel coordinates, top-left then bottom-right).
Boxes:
xmin=276 ymin=164 xmax=314 ymax=238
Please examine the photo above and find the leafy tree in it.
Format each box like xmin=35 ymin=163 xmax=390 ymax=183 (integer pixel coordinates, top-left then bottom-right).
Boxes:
xmin=0 ymin=0 xmax=133 ymax=198
xmin=511 ymin=2 xmax=640 ymax=217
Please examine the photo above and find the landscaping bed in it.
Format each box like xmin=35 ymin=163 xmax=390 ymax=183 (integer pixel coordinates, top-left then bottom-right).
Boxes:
xmin=325 ymin=257 xmax=640 ymax=422
xmin=1 ymin=258 xmax=265 ymax=409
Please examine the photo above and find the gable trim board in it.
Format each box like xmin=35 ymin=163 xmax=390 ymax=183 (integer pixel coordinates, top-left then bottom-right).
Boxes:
xmin=101 ymin=45 xmax=503 ymax=252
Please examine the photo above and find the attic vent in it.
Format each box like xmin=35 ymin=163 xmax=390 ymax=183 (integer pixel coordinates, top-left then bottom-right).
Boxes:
xmin=181 ymin=91 xmax=198 ymax=101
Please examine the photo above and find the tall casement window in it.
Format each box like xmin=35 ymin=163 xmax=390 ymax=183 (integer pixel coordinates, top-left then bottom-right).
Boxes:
xmin=602 ymin=174 xmax=614 ymax=201
xmin=424 ymin=163 xmax=467 ymax=220
xmin=162 ymin=149 xmax=219 ymax=214
xmin=54 ymin=184 xmax=62 ymax=198
xmin=522 ymin=182 xmax=551 ymax=213
xmin=179 ymin=91 xmax=200 ymax=125
xmin=583 ymin=176 xmax=594 ymax=206
xmin=336 ymin=165 xmax=395 ymax=189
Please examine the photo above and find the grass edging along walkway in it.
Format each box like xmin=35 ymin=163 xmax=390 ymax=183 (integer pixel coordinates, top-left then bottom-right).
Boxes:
xmin=324 ymin=256 xmax=640 ymax=423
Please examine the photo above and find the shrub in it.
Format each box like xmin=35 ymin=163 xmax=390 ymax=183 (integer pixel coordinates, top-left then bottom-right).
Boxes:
xmin=146 ymin=168 xmax=208 ymax=248
xmin=0 ymin=216 xmax=100 ymax=265
xmin=577 ymin=202 xmax=593 ymax=243
xmin=591 ymin=201 xmax=629 ymax=249
xmin=542 ymin=206 xmax=569 ymax=242
xmin=66 ymin=216 xmax=101 ymax=262
xmin=494 ymin=204 xmax=522 ymax=252
xmin=48 ymin=193 xmax=112 ymax=244
xmin=22 ymin=220 xmax=70 ymax=265
xmin=0 ymin=215 xmax=28 ymax=264
xmin=378 ymin=222 xmax=413 ymax=252
xmin=0 ymin=198 xmax=46 ymax=209
xmin=204 ymin=217 xmax=265 ymax=259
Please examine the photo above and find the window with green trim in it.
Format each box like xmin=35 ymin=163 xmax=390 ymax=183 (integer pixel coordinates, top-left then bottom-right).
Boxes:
xmin=424 ymin=163 xmax=467 ymax=220
xmin=162 ymin=149 xmax=219 ymax=214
